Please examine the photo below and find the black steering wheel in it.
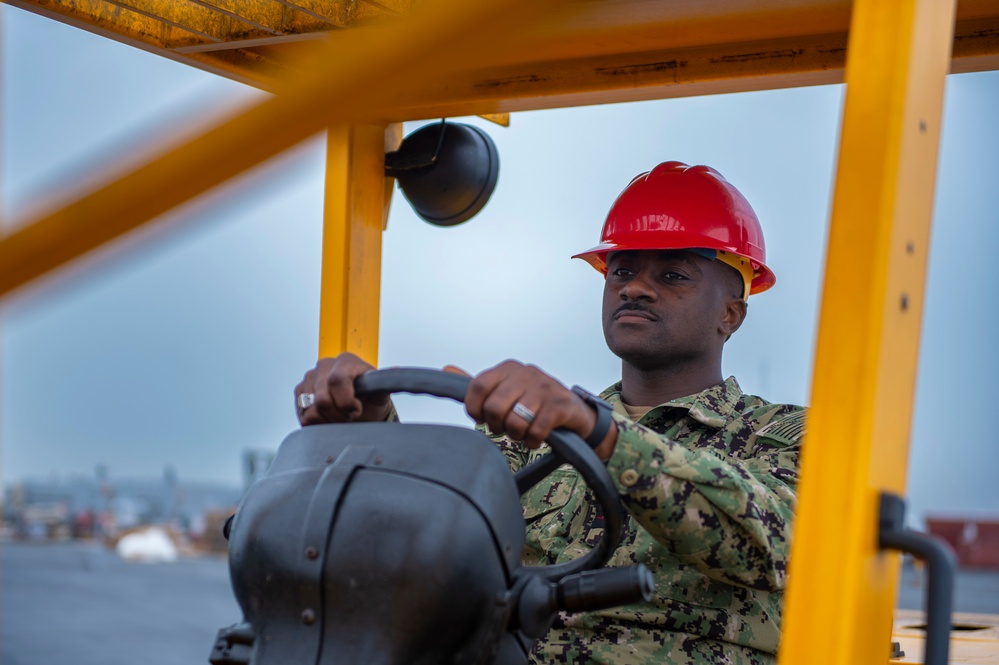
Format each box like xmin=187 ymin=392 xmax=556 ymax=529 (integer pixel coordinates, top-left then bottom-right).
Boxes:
xmin=211 ymin=366 xmax=651 ymax=665
xmin=354 ymin=367 xmax=624 ymax=580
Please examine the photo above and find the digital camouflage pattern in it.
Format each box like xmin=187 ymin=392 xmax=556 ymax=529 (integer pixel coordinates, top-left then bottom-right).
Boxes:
xmin=485 ymin=377 xmax=805 ymax=665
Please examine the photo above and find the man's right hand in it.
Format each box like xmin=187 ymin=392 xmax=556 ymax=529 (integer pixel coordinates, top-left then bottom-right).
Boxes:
xmin=294 ymin=353 xmax=392 ymax=426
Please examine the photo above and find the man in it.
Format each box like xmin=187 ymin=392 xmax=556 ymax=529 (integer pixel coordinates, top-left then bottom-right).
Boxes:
xmin=296 ymin=161 xmax=805 ymax=664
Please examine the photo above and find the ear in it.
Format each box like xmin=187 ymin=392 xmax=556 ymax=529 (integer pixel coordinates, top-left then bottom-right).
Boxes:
xmin=719 ymin=297 xmax=748 ymax=337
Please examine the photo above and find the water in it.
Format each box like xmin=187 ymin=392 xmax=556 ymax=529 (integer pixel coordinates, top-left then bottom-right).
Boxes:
xmin=2 ymin=540 xmax=998 ymax=665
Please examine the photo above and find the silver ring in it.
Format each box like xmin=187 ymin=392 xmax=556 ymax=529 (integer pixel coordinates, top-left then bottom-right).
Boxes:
xmin=512 ymin=402 xmax=535 ymax=424
xmin=297 ymin=393 xmax=316 ymax=410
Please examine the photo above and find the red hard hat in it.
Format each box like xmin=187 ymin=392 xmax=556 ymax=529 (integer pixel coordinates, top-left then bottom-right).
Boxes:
xmin=573 ymin=161 xmax=776 ymax=295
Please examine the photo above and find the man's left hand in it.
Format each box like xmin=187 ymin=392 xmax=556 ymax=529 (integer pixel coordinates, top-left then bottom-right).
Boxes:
xmin=449 ymin=360 xmax=617 ymax=458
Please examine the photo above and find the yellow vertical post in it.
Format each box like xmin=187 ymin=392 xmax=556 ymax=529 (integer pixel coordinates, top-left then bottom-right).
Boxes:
xmin=318 ymin=123 xmax=389 ymax=364
xmin=779 ymin=0 xmax=956 ymax=663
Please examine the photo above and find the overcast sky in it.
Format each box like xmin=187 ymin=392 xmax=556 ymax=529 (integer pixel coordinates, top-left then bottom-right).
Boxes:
xmin=2 ymin=5 xmax=997 ymax=524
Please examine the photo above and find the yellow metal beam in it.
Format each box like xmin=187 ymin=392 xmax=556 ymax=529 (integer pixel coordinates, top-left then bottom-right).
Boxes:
xmin=375 ymin=29 xmax=850 ymax=121
xmin=11 ymin=0 xmax=999 ymax=110
xmin=383 ymin=122 xmax=403 ymax=229
xmin=779 ymin=0 xmax=956 ymax=662
xmin=0 ymin=0 xmax=566 ymax=300
xmin=318 ymin=124 xmax=387 ymax=363
xmin=195 ymin=13 xmax=999 ymax=117
xmin=376 ymin=14 xmax=997 ymax=120
xmin=951 ymin=14 xmax=999 ymax=74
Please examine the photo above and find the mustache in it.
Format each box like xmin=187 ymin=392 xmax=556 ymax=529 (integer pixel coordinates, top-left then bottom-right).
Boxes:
xmin=614 ymin=302 xmax=658 ymax=319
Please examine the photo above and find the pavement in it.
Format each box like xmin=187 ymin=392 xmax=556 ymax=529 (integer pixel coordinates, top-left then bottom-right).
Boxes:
xmin=2 ymin=539 xmax=997 ymax=665
xmin=1 ymin=540 xmax=239 ymax=665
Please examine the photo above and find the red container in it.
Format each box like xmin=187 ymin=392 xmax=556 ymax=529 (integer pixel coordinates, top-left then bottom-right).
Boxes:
xmin=926 ymin=518 xmax=999 ymax=570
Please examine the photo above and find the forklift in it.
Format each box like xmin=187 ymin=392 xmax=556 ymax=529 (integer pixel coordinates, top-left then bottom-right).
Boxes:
xmin=3 ymin=0 xmax=999 ymax=662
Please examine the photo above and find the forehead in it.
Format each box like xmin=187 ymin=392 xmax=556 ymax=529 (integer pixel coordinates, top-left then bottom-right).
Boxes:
xmin=606 ymin=249 xmax=708 ymax=270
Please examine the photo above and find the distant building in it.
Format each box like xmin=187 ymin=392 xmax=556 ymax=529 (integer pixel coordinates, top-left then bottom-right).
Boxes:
xmin=2 ymin=465 xmax=242 ymax=540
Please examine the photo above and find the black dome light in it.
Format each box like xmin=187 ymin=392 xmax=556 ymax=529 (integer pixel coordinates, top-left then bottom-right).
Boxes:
xmin=385 ymin=121 xmax=500 ymax=227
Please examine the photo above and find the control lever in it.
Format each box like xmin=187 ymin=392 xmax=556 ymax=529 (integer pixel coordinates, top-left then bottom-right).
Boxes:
xmin=557 ymin=566 xmax=655 ymax=613
xmin=516 ymin=565 xmax=655 ymax=639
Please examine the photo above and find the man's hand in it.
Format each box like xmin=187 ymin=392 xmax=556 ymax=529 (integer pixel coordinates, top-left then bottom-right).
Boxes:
xmin=455 ymin=360 xmax=617 ymax=457
xmin=295 ymin=353 xmax=392 ymax=426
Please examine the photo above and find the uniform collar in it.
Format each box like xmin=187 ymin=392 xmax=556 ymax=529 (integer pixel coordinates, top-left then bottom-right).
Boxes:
xmin=599 ymin=376 xmax=743 ymax=429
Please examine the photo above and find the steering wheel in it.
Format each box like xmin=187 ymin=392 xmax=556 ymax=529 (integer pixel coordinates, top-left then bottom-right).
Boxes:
xmin=354 ymin=367 xmax=624 ymax=580
xmin=212 ymin=366 xmax=652 ymax=665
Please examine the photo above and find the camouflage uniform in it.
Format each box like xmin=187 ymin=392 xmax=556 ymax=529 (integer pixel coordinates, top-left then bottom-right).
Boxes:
xmin=486 ymin=377 xmax=805 ymax=665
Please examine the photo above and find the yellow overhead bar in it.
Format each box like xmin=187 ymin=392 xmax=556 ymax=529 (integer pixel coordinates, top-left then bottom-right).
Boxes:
xmin=319 ymin=123 xmax=390 ymax=364
xmin=9 ymin=0 xmax=999 ymax=111
xmin=0 ymin=0 xmax=566 ymax=300
xmin=779 ymin=0 xmax=956 ymax=663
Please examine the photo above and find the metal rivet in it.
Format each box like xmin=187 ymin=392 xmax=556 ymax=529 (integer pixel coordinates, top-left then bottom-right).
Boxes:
xmin=919 ymin=119 xmax=927 ymax=132
xmin=301 ymin=608 xmax=316 ymax=625
xmin=325 ymin=455 xmax=335 ymax=464
xmin=900 ymin=294 xmax=909 ymax=312
xmin=305 ymin=546 xmax=318 ymax=560
xmin=906 ymin=241 xmax=915 ymax=255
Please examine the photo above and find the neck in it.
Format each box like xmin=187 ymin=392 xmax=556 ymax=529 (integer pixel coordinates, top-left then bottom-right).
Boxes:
xmin=619 ymin=361 xmax=723 ymax=407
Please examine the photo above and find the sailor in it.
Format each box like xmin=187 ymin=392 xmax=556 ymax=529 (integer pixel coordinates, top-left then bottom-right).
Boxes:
xmin=296 ymin=161 xmax=805 ymax=664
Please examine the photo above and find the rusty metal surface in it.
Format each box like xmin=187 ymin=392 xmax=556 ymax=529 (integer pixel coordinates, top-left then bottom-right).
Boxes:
xmin=3 ymin=0 xmax=404 ymax=86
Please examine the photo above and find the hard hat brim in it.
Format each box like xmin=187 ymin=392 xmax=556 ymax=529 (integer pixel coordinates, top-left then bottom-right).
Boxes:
xmin=571 ymin=243 xmax=776 ymax=296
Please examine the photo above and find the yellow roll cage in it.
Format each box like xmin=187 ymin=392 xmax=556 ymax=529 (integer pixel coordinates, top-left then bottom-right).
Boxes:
xmin=3 ymin=0 xmax=999 ymax=662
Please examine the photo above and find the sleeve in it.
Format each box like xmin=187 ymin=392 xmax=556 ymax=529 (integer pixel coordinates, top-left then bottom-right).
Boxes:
xmin=475 ymin=423 xmax=531 ymax=472
xmin=604 ymin=412 xmax=802 ymax=592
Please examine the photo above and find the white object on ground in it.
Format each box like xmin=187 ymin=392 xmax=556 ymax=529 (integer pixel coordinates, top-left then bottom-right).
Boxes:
xmin=116 ymin=526 xmax=179 ymax=563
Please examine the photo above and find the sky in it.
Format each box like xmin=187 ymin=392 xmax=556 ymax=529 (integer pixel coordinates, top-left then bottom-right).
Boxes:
xmin=2 ymin=5 xmax=998 ymax=524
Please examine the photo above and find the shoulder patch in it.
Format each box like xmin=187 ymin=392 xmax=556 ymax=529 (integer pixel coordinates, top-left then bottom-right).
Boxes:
xmin=755 ymin=409 xmax=807 ymax=445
